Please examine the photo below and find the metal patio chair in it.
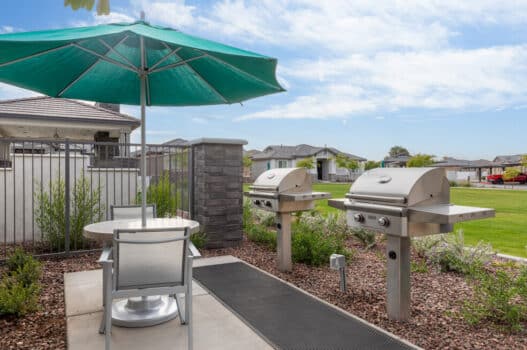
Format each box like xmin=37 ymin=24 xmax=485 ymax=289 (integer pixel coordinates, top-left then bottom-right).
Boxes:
xmin=98 ymin=226 xmax=200 ymax=350
xmin=110 ymin=204 xmax=157 ymax=220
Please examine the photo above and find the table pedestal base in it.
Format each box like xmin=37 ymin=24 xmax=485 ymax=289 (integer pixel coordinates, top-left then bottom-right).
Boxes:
xmin=112 ymin=295 xmax=179 ymax=327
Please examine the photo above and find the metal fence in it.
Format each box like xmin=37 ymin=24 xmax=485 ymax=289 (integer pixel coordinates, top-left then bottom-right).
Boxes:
xmin=0 ymin=138 xmax=190 ymax=260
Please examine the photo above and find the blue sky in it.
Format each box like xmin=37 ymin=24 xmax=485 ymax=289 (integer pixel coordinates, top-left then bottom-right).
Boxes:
xmin=1 ymin=0 xmax=527 ymax=160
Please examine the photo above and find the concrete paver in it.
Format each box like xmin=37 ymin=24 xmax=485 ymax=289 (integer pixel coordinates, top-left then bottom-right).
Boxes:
xmin=66 ymin=256 xmax=271 ymax=350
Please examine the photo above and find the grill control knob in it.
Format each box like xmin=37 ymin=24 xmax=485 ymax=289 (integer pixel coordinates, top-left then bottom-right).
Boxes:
xmin=378 ymin=217 xmax=390 ymax=227
xmin=353 ymin=214 xmax=364 ymax=223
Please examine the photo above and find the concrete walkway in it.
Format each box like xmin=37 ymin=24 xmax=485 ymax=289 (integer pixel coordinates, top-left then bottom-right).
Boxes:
xmin=65 ymin=256 xmax=272 ymax=350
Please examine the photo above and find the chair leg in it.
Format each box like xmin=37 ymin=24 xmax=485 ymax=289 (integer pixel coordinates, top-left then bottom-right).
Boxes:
xmin=187 ymin=261 xmax=193 ymax=350
xmin=104 ymin=266 xmax=112 ymax=350
xmin=174 ymin=293 xmax=185 ymax=325
xmin=99 ymin=265 xmax=108 ymax=334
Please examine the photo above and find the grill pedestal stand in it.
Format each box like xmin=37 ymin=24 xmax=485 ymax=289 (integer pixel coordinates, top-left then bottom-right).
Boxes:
xmin=276 ymin=213 xmax=292 ymax=272
xmin=386 ymin=235 xmax=411 ymax=321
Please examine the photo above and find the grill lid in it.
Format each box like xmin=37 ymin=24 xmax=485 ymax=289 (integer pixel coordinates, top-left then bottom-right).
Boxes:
xmin=347 ymin=167 xmax=449 ymax=207
xmin=250 ymin=168 xmax=312 ymax=194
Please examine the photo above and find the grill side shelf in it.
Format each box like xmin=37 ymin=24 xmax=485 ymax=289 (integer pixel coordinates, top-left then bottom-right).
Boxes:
xmin=408 ymin=205 xmax=495 ymax=224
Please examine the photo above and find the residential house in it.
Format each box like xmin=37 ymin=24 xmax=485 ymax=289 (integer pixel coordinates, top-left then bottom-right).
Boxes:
xmin=250 ymin=144 xmax=366 ymax=182
xmin=0 ymin=96 xmax=140 ymax=167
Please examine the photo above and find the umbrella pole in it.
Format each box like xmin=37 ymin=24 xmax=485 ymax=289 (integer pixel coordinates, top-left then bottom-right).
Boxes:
xmin=140 ymin=33 xmax=147 ymax=227
xmin=140 ymin=75 xmax=147 ymax=227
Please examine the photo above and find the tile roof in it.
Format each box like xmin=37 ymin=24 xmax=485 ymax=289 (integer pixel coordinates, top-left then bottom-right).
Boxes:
xmin=251 ymin=144 xmax=366 ymax=161
xmin=0 ymin=96 xmax=140 ymax=127
xmin=493 ymin=154 xmax=525 ymax=165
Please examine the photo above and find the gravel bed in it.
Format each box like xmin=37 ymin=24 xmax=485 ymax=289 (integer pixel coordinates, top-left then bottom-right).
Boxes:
xmin=0 ymin=252 xmax=100 ymax=350
xmin=1 ymin=238 xmax=526 ymax=349
xmin=203 ymin=236 xmax=527 ymax=350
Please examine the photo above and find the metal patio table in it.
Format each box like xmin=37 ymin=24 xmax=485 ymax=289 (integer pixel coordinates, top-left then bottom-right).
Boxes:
xmin=84 ymin=217 xmax=200 ymax=327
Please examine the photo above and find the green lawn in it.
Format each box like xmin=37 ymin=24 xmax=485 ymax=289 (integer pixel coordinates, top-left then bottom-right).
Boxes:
xmin=244 ymin=183 xmax=527 ymax=257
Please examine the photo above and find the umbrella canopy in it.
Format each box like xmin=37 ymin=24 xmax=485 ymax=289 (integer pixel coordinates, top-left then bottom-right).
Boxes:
xmin=0 ymin=19 xmax=284 ymax=225
xmin=0 ymin=20 xmax=284 ymax=105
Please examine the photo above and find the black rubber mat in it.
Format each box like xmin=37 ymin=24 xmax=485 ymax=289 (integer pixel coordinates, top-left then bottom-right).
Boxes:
xmin=193 ymin=262 xmax=415 ymax=350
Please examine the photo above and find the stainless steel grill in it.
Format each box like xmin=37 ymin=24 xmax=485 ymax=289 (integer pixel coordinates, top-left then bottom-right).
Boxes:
xmin=246 ymin=168 xmax=331 ymax=271
xmin=329 ymin=167 xmax=495 ymax=321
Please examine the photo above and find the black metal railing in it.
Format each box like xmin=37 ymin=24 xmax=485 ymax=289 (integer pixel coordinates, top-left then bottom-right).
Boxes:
xmin=0 ymin=138 xmax=190 ymax=260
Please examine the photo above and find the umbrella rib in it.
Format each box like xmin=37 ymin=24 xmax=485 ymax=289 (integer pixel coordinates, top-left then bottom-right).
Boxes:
xmin=149 ymin=45 xmax=182 ymax=71
xmin=193 ymin=48 xmax=283 ymax=91
xmin=72 ymin=43 xmax=138 ymax=73
xmin=174 ymin=55 xmax=228 ymax=103
xmin=0 ymin=43 xmax=73 ymax=68
xmin=146 ymin=74 xmax=151 ymax=105
xmin=58 ymin=36 xmax=131 ymax=97
xmin=148 ymin=55 xmax=206 ymax=74
xmin=98 ymin=36 xmax=137 ymax=70
xmin=160 ymin=42 xmax=228 ymax=103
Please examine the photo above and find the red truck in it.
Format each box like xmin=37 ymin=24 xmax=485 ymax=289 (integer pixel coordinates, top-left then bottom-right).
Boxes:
xmin=486 ymin=173 xmax=527 ymax=184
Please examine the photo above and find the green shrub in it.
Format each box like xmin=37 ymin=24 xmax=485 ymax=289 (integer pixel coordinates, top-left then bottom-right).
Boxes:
xmin=0 ymin=249 xmax=41 ymax=317
xmin=255 ymin=209 xmax=275 ymax=227
xmin=242 ymin=197 xmax=254 ymax=231
xmin=412 ymin=234 xmax=442 ymax=258
xmin=137 ymin=171 xmax=180 ymax=218
xmin=351 ymin=228 xmax=377 ymax=250
xmin=190 ymin=232 xmax=207 ymax=250
xmin=449 ymin=180 xmax=458 ymax=187
xmin=291 ymin=213 xmax=352 ymax=267
xmin=35 ymin=176 xmax=104 ymax=251
xmin=462 ymin=267 xmax=527 ymax=331
xmin=0 ymin=277 xmax=40 ymax=316
xmin=247 ymin=224 xmax=276 ymax=250
xmin=416 ymin=231 xmax=493 ymax=275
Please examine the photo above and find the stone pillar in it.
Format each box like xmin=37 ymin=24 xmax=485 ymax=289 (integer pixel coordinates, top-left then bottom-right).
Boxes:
xmin=190 ymin=138 xmax=247 ymax=248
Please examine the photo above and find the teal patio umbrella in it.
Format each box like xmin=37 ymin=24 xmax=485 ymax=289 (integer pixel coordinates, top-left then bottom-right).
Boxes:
xmin=0 ymin=16 xmax=284 ymax=225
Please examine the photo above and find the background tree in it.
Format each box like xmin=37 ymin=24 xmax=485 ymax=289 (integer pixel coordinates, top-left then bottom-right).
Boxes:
xmin=364 ymin=160 xmax=381 ymax=170
xmin=503 ymin=167 xmax=520 ymax=181
xmin=388 ymin=145 xmax=410 ymax=157
xmin=243 ymin=155 xmax=252 ymax=168
xmin=335 ymin=153 xmax=359 ymax=180
xmin=64 ymin=0 xmax=110 ymax=15
xmin=406 ymin=154 xmax=434 ymax=167
xmin=522 ymin=155 xmax=527 ymax=170
xmin=296 ymin=157 xmax=314 ymax=169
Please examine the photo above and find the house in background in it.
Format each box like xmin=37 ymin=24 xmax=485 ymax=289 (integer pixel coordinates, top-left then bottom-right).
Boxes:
xmin=383 ymin=155 xmax=411 ymax=168
xmin=250 ymin=144 xmax=366 ymax=182
xmin=0 ymin=96 xmax=140 ymax=167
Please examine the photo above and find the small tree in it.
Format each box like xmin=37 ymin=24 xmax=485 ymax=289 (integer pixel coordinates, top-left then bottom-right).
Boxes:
xmin=407 ymin=154 xmax=434 ymax=167
xmin=364 ymin=160 xmax=381 ymax=170
xmin=389 ymin=146 xmax=410 ymax=157
xmin=65 ymin=0 xmax=110 ymax=15
xmin=243 ymin=155 xmax=253 ymax=168
xmin=335 ymin=153 xmax=359 ymax=180
xmin=503 ymin=167 xmax=521 ymax=181
xmin=36 ymin=176 xmax=104 ymax=251
xmin=296 ymin=157 xmax=314 ymax=169
xmin=522 ymin=155 xmax=527 ymax=171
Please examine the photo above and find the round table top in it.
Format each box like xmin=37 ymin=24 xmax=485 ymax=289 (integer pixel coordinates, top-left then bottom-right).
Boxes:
xmin=83 ymin=217 xmax=200 ymax=242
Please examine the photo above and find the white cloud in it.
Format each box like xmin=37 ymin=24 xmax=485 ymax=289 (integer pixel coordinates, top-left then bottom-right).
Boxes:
xmin=133 ymin=0 xmax=197 ymax=28
xmin=0 ymin=26 xmax=15 ymax=33
xmin=240 ymin=45 xmax=527 ymax=120
xmin=0 ymin=84 xmax=40 ymax=100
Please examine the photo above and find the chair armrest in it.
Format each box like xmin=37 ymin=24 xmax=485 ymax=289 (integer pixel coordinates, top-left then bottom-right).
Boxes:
xmin=98 ymin=246 xmax=113 ymax=264
xmin=188 ymin=242 xmax=201 ymax=259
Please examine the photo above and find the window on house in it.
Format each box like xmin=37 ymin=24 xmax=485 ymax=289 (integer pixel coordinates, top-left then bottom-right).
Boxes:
xmin=0 ymin=141 xmax=11 ymax=168
xmin=267 ymin=161 xmax=271 ymax=170
xmin=278 ymin=160 xmax=288 ymax=168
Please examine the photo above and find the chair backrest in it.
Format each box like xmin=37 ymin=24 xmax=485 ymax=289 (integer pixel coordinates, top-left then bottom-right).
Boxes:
xmin=110 ymin=204 xmax=156 ymax=220
xmin=113 ymin=227 xmax=190 ymax=291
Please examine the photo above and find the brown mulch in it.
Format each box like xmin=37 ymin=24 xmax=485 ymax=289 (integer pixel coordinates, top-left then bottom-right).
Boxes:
xmin=0 ymin=252 xmax=100 ymax=350
xmin=203 ymin=236 xmax=527 ymax=350
xmin=0 ymin=238 xmax=526 ymax=349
